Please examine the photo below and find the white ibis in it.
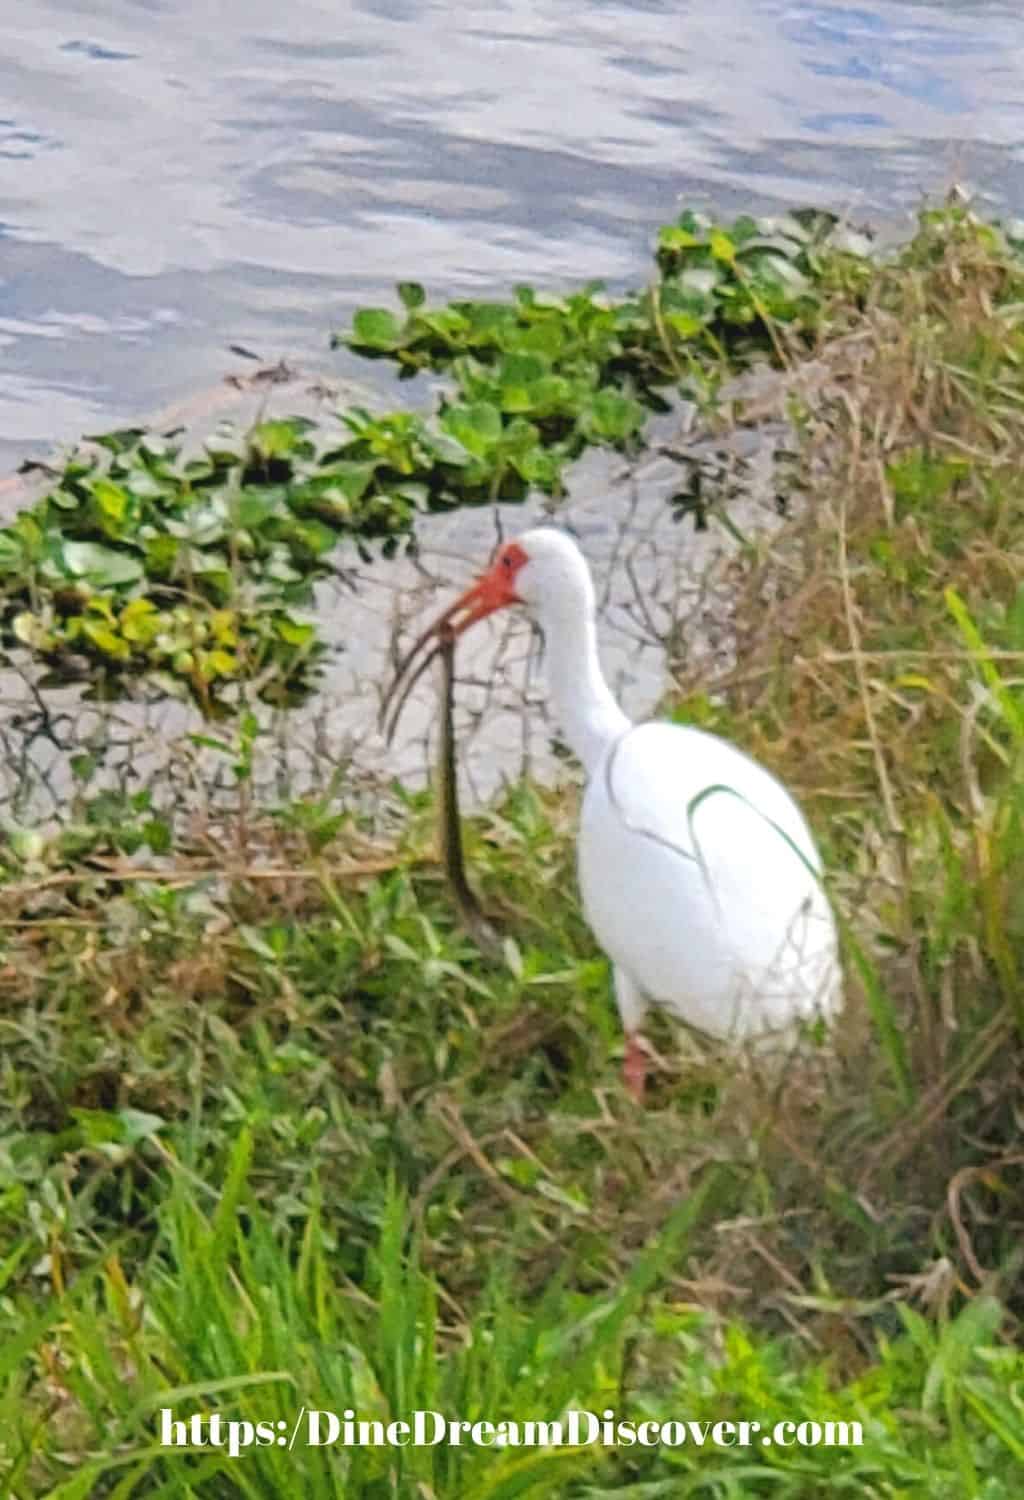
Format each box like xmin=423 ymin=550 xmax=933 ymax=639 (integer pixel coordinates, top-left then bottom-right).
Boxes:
xmin=385 ymin=527 xmax=842 ymax=1099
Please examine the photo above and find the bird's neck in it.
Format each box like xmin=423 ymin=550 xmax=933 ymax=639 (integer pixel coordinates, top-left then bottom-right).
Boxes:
xmin=541 ymin=603 xmax=631 ymax=777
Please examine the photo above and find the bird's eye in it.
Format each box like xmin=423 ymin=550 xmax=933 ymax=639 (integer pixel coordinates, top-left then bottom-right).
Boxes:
xmin=501 ymin=553 xmax=513 ymax=571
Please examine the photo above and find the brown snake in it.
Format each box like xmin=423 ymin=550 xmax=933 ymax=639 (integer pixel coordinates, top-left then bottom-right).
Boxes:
xmin=437 ymin=624 xmax=504 ymax=958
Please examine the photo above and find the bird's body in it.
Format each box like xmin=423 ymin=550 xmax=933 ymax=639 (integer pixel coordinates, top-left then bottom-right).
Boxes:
xmin=383 ymin=526 xmax=842 ymax=1097
xmin=578 ymin=721 xmax=840 ymax=1046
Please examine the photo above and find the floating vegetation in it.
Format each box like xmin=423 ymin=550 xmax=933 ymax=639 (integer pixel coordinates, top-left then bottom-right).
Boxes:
xmin=7 ymin=205 xmax=1010 ymax=715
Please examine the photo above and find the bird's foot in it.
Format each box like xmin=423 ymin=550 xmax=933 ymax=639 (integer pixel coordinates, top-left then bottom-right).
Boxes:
xmin=623 ymin=1034 xmax=648 ymax=1103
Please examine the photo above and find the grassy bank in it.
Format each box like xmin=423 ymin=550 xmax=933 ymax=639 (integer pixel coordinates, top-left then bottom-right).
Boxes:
xmin=3 ymin=203 xmax=1024 ymax=1496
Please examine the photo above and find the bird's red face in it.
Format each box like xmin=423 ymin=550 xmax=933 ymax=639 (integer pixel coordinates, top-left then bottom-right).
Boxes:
xmin=380 ymin=540 xmax=530 ymax=740
xmin=447 ymin=539 xmax=530 ymax=624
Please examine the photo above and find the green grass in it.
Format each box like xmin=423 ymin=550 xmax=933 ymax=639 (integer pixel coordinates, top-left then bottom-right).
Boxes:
xmin=3 ymin=201 xmax=1024 ymax=1495
xmin=4 ymin=1161 xmax=1023 ymax=1497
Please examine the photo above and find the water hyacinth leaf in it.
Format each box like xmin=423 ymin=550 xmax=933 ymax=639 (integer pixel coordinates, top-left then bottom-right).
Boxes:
xmin=179 ymin=499 xmax=228 ymax=545
xmin=12 ymin=612 xmax=57 ymax=650
xmin=392 ymin=482 xmax=430 ymax=508
xmin=187 ymin=548 xmax=230 ymax=577
xmin=709 ymin=229 xmax=737 ymax=263
xmin=315 ymin=460 xmax=379 ymax=500
xmin=498 ymin=351 xmax=550 ymax=385
xmin=417 ymin=306 xmax=472 ymax=343
xmin=195 ymin=569 xmax=234 ymax=599
xmin=658 ymin=225 xmax=702 ymax=252
xmin=0 ymin=534 xmax=25 ymax=574
xmin=80 ymin=620 xmax=132 ymax=659
xmin=291 ymin=519 xmax=338 ymax=556
xmin=666 ymin=310 xmax=705 ymax=339
xmin=85 ymin=595 xmax=117 ymax=623
xmin=514 ymin=445 xmax=563 ymax=488
xmin=61 ymin=541 xmax=145 ymax=587
xmin=235 ymin=490 xmax=284 ymax=529
xmin=143 ymin=535 xmax=179 ymax=575
xmin=201 ymin=649 xmax=239 ymax=679
xmin=83 ymin=427 xmax=146 ymax=454
xmin=350 ymin=308 xmax=404 ymax=350
xmin=397 ymin=281 xmax=426 ymax=309
xmin=89 ymin=478 xmax=131 ymax=528
xmin=264 ymin=553 xmax=304 ymax=584
xmin=208 ymin=610 xmax=239 ymax=645
xmin=250 ymin=417 xmax=315 ymax=459
xmin=14 ymin=515 xmax=44 ymax=551
xmin=752 ymin=254 xmax=810 ymax=291
xmin=441 ymin=402 xmax=503 ymax=457
xmin=121 ymin=468 xmax=170 ymax=501
xmin=424 ymin=429 xmax=473 ymax=467
xmin=120 ymin=604 xmax=161 ymax=645
xmin=585 ymin=389 xmax=645 ymax=443
xmin=501 ymin=416 xmax=543 ymax=456
xmin=276 ymin=617 xmax=315 ymax=647
xmin=678 ymin=266 xmax=723 ymax=297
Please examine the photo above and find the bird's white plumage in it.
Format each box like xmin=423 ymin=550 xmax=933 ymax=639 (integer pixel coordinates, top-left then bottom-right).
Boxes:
xmin=578 ymin=721 xmax=841 ymax=1042
xmin=509 ymin=526 xmax=842 ymax=1056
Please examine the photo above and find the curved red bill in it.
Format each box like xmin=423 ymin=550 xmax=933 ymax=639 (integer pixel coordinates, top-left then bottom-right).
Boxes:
xmin=379 ymin=542 xmax=528 ymax=743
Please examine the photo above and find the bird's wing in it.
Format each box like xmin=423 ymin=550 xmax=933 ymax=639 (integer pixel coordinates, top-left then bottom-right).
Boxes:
xmin=601 ymin=723 xmax=823 ymax=904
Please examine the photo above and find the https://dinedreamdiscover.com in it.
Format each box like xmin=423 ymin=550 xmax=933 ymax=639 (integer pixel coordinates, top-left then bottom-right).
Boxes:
xmin=159 ymin=1407 xmax=864 ymax=1460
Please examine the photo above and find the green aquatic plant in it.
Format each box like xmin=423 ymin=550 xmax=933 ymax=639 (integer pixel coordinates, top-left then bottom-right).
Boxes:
xmin=0 ymin=208 xmax=873 ymax=712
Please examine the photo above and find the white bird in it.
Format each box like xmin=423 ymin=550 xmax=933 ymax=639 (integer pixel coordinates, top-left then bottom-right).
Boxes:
xmin=385 ymin=527 xmax=842 ymax=1099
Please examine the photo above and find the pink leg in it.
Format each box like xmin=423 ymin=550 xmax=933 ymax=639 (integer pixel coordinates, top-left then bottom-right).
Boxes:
xmin=623 ymin=1033 xmax=647 ymax=1103
xmin=614 ymin=970 xmax=649 ymax=1104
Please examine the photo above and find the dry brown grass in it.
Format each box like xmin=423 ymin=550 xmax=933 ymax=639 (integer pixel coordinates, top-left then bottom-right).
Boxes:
xmin=657 ymin=203 xmax=1024 ymax=1323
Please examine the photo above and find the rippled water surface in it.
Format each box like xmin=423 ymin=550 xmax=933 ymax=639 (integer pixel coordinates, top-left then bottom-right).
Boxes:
xmin=1 ymin=0 xmax=1022 ymax=467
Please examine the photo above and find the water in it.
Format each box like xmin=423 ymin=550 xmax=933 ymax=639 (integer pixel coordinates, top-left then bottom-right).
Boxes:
xmin=0 ymin=0 xmax=1020 ymax=814
xmin=1 ymin=0 xmax=1022 ymax=472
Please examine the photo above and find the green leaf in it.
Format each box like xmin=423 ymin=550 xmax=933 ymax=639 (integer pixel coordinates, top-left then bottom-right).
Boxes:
xmin=70 ymin=1108 xmax=126 ymax=1146
xmin=658 ymin=225 xmax=701 ymax=251
xmin=498 ymin=352 xmax=549 ymax=385
xmin=514 ymin=445 xmax=562 ymax=488
xmin=201 ymin=648 xmax=239 ymax=679
xmin=709 ymin=228 xmax=737 ymax=263
xmin=665 ymin=310 xmax=704 ymax=339
xmin=275 ymin=617 xmax=315 ymax=647
xmin=424 ymin=430 xmax=472 ymax=467
xmin=324 ymin=460 xmax=379 ymax=501
xmin=118 ymin=1108 xmax=166 ymax=1144
xmin=397 ymin=281 xmax=426 ymax=310
xmin=120 ymin=600 xmax=161 ymax=644
xmin=81 ymin=620 xmax=132 ymax=660
xmin=144 ymin=535 xmax=179 ymax=575
xmin=84 ymin=427 xmax=145 ymax=454
xmin=251 ymin=419 xmax=310 ymax=459
xmin=0 ymin=532 xmax=25 ymax=573
xmin=584 ymin=389 xmax=645 ymax=443
xmin=12 ymin=612 xmax=57 ymax=651
xmin=89 ymin=478 xmax=131 ymax=526
xmin=350 ymin=308 xmax=404 ymax=349
xmin=69 ymin=752 xmax=97 ymax=784
xmin=235 ymin=490 xmax=284 ymax=529
xmin=441 ymin=402 xmax=503 ymax=457
xmin=142 ymin=818 xmax=172 ymax=853
xmin=61 ymin=541 xmax=144 ymax=587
